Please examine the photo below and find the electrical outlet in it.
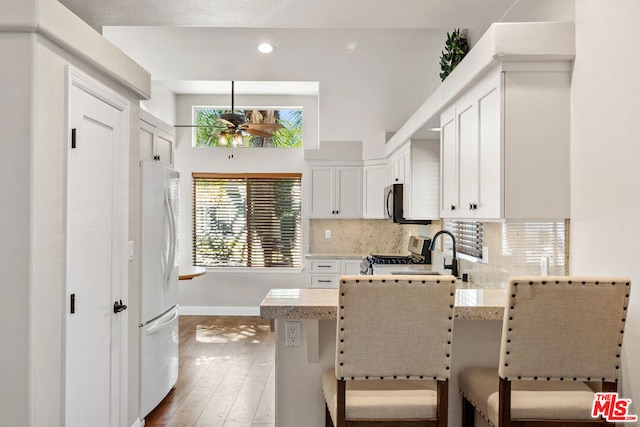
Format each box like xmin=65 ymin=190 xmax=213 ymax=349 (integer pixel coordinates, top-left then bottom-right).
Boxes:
xmin=482 ymin=246 xmax=489 ymax=264
xmin=325 ymin=229 xmax=331 ymax=239
xmin=285 ymin=321 xmax=302 ymax=347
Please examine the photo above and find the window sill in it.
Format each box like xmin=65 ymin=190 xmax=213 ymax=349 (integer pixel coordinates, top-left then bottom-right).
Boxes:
xmin=202 ymin=267 xmax=304 ymax=274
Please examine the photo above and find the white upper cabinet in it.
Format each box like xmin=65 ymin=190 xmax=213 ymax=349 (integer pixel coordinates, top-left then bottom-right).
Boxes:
xmin=363 ymin=161 xmax=389 ymax=219
xmin=383 ymin=22 xmax=574 ymax=221
xmin=308 ymin=164 xmax=363 ymax=218
xmin=440 ymin=67 xmax=570 ymax=220
xmin=140 ymin=111 xmax=175 ymax=167
xmin=389 ymin=140 xmax=440 ymax=220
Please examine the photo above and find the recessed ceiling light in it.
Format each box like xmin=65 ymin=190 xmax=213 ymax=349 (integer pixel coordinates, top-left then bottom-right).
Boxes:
xmin=258 ymin=42 xmax=275 ymax=54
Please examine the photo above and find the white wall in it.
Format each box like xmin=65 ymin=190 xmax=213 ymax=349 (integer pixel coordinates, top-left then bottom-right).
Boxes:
xmin=174 ymin=93 xmax=317 ymax=313
xmin=141 ymin=81 xmax=176 ymax=125
xmin=499 ymin=0 xmax=574 ymax=23
xmin=571 ymin=0 xmax=640 ymax=414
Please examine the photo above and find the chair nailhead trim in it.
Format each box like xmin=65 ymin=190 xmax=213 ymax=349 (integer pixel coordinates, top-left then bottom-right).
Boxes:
xmin=336 ymin=279 xmax=456 ymax=384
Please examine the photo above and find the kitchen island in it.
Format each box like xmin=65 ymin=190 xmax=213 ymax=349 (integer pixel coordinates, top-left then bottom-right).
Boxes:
xmin=260 ymin=282 xmax=507 ymax=427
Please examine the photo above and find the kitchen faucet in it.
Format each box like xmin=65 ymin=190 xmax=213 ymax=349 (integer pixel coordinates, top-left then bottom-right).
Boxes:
xmin=429 ymin=230 xmax=459 ymax=278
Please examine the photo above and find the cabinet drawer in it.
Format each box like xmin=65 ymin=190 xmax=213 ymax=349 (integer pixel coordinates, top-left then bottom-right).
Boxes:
xmin=309 ymin=260 xmax=340 ymax=273
xmin=310 ymin=275 xmax=339 ymax=288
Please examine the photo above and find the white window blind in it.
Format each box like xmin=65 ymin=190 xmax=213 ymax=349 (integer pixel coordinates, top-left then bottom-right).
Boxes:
xmin=444 ymin=220 xmax=484 ymax=259
xmin=501 ymin=221 xmax=565 ymax=268
xmin=193 ymin=173 xmax=302 ymax=267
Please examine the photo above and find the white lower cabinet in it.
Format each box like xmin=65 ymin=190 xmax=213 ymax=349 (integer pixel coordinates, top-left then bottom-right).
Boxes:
xmin=308 ymin=257 xmax=363 ymax=288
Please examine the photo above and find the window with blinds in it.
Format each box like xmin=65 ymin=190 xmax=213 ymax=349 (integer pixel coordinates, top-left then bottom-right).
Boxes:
xmin=444 ymin=220 xmax=484 ymax=259
xmin=501 ymin=221 xmax=565 ymax=268
xmin=193 ymin=173 xmax=302 ymax=268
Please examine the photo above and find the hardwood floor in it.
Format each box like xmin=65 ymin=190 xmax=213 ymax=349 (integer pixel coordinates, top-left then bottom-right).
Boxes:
xmin=144 ymin=316 xmax=275 ymax=427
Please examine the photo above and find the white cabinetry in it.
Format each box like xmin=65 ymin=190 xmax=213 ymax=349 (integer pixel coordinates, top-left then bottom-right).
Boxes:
xmin=363 ymin=160 xmax=388 ymax=219
xmin=388 ymin=140 xmax=440 ymax=220
xmin=308 ymin=257 xmax=363 ymax=288
xmin=140 ymin=111 xmax=175 ymax=167
xmin=389 ymin=150 xmax=407 ymax=184
xmin=308 ymin=164 xmax=362 ymax=218
xmin=440 ymin=67 xmax=570 ymax=220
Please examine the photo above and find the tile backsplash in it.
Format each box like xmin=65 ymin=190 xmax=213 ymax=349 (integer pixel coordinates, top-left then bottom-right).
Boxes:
xmin=309 ymin=219 xmax=569 ymax=288
xmin=433 ymin=221 xmax=569 ymax=288
xmin=308 ymin=219 xmax=437 ymax=255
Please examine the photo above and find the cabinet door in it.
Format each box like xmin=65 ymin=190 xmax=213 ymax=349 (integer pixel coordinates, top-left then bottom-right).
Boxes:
xmin=335 ymin=166 xmax=362 ymax=218
xmin=139 ymin=121 xmax=155 ymax=161
xmin=440 ymin=108 xmax=458 ymax=217
xmin=309 ymin=166 xmax=336 ymax=218
xmin=342 ymin=259 xmax=362 ymax=276
xmin=406 ymin=140 xmax=440 ymax=220
xmin=457 ymin=97 xmax=479 ymax=219
xmin=363 ymin=163 xmax=388 ymax=219
xmin=476 ymin=78 xmax=502 ymax=218
xmin=390 ymin=153 xmax=405 ymax=184
xmin=155 ymin=129 xmax=174 ymax=167
xmin=310 ymin=275 xmax=338 ymax=288
xmin=139 ymin=119 xmax=175 ymax=167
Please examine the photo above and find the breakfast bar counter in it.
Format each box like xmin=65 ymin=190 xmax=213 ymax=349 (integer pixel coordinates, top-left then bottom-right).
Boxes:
xmin=260 ymin=283 xmax=507 ymax=427
xmin=260 ymin=285 xmax=507 ymax=322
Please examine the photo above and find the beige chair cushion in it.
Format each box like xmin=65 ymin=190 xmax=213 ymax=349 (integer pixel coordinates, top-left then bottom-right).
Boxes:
xmin=460 ymin=367 xmax=597 ymax=426
xmin=322 ymin=369 xmax=439 ymax=425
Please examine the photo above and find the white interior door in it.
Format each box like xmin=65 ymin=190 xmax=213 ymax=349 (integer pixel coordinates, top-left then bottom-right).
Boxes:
xmin=65 ymin=69 xmax=129 ymax=427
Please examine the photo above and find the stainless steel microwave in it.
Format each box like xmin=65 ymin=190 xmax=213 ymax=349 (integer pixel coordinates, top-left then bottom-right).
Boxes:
xmin=384 ymin=184 xmax=431 ymax=224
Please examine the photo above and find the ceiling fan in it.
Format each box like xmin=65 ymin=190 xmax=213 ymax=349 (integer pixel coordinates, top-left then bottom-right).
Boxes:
xmin=175 ymin=81 xmax=284 ymax=144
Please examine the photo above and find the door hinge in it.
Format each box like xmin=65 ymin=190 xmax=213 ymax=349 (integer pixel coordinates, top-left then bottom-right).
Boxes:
xmin=70 ymin=293 xmax=75 ymax=314
xmin=71 ymin=128 xmax=77 ymax=149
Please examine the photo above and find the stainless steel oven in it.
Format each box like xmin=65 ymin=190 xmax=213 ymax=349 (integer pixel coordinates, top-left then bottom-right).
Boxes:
xmin=360 ymin=235 xmax=432 ymax=274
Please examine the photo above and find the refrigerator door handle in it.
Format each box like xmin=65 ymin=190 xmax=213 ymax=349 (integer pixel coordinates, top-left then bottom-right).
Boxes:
xmin=146 ymin=309 xmax=179 ymax=335
xmin=165 ymin=187 xmax=177 ymax=285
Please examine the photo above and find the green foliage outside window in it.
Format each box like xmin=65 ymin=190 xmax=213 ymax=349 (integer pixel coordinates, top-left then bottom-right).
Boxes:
xmin=194 ymin=108 xmax=303 ymax=148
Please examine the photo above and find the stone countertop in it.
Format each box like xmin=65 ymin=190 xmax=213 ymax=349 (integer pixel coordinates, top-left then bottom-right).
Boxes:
xmin=260 ymin=284 xmax=507 ymax=321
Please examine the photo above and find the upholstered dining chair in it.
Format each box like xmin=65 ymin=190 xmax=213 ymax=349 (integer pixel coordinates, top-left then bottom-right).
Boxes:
xmin=322 ymin=274 xmax=457 ymax=427
xmin=459 ymin=276 xmax=631 ymax=427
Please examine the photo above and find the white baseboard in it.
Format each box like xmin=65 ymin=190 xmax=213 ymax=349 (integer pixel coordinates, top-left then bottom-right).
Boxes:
xmin=130 ymin=418 xmax=144 ymax=427
xmin=179 ymin=306 xmax=260 ymax=316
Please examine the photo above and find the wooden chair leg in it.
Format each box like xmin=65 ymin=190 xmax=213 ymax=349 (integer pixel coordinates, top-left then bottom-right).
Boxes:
xmin=336 ymin=379 xmax=346 ymax=427
xmin=437 ymin=379 xmax=448 ymax=427
xmin=499 ymin=377 xmax=511 ymax=427
xmin=602 ymin=381 xmax=618 ymax=427
xmin=462 ymin=396 xmax=475 ymax=427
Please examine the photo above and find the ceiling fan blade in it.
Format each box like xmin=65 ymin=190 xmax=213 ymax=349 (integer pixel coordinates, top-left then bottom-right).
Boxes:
xmin=245 ymin=123 xmax=284 ymax=130
xmin=218 ymin=118 xmax=236 ymax=127
xmin=244 ymin=128 xmax=273 ymax=138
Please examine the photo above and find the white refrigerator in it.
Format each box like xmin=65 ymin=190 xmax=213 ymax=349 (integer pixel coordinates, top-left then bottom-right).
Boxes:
xmin=139 ymin=160 xmax=180 ymax=418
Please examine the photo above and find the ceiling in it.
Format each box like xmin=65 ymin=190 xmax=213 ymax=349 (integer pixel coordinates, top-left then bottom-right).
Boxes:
xmin=58 ymin=0 xmax=519 ymax=145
